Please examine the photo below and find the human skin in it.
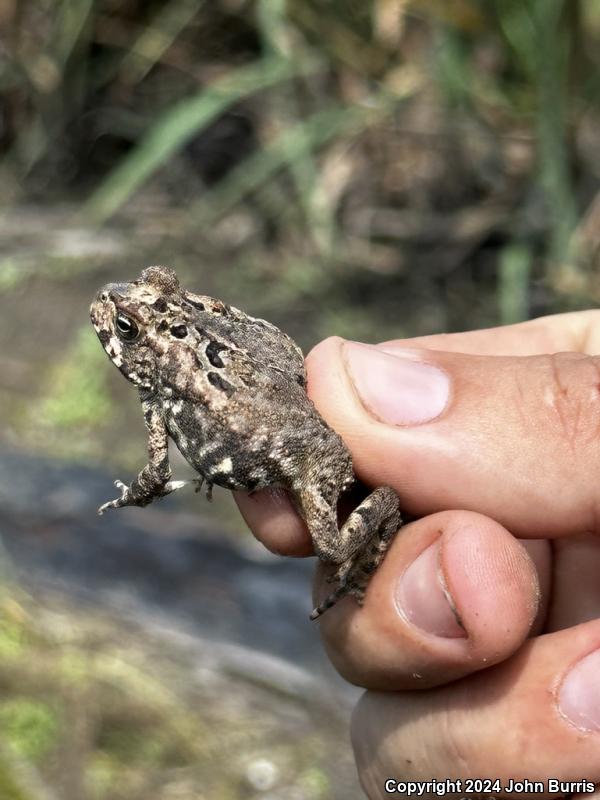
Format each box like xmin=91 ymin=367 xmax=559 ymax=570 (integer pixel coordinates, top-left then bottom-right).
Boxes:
xmin=235 ymin=310 xmax=600 ymax=798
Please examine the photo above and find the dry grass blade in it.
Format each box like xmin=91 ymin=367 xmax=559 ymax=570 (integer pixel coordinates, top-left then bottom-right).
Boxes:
xmin=194 ymin=81 xmax=421 ymax=226
xmin=117 ymin=0 xmax=206 ymax=85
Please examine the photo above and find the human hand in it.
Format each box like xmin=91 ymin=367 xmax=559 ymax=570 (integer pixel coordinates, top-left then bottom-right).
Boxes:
xmin=236 ymin=310 xmax=600 ymax=797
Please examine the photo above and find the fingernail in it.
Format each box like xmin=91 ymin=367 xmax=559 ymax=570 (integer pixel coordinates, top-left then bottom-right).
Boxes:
xmin=343 ymin=342 xmax=450 ymax=425
xmin=395 ymin=540 xmax=466 ymax=638
xmin=558 ymin=649 xmax=600 ymax=731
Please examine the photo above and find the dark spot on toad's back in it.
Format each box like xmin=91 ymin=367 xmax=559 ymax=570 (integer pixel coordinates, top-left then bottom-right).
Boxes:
xmin=206 ymin=340 xmax=227 ymax=368
xmin=170 ymin=324 xmax=187 ymax=338
xmin=207 ymin=371 xmax=234 ymax=396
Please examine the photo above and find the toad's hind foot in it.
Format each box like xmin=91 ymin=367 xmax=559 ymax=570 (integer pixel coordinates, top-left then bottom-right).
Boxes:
xmin=310 ymin=584 xmax=352 ymax=620
xmin=310 ymin=486 xmax=402 ymax=620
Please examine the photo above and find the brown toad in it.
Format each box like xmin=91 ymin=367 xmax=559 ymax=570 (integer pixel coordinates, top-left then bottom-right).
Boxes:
xmin=90 ymin=266 xmax=402 ymax=618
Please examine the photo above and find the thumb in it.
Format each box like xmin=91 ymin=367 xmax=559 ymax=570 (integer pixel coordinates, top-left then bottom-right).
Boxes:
xmin=307 ymin=338 xmax=600 ymax=538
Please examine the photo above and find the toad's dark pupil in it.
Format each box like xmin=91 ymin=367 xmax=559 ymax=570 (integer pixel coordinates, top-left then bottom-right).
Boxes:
xmin=116 ymin=314 xmax=139 ymax=341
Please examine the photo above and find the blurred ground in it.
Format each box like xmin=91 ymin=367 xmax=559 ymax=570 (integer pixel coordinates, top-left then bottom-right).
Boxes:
xmin=0 ymin=449 xmax=361 ymax=799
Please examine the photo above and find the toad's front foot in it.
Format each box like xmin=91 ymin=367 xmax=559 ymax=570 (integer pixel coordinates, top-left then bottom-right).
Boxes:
xmin=97 ymin=478 xmax=187 ymax=514
xmin=98 ymin=480 xmax=132 ymax=514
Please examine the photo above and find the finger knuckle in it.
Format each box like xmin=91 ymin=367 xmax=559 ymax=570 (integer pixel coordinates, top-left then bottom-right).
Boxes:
xmin=539 ymin=352 xmax=600 ymax=452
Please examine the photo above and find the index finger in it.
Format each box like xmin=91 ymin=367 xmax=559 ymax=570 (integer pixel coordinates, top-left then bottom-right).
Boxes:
xmin=391 ymin=309 xmax=600 ymax=356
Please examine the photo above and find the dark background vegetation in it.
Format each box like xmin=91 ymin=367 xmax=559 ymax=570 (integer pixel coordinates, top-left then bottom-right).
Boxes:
xmin=0 ymin=1 xmax=599 ymax=798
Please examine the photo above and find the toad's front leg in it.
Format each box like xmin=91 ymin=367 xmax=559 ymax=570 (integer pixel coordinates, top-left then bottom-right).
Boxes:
xmin=98 ymin=399 xmax=186 ymax=514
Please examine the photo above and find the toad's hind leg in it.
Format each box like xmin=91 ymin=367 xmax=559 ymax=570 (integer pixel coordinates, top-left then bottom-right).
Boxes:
xmin=302 ymin=486 xmax=402 ymax=620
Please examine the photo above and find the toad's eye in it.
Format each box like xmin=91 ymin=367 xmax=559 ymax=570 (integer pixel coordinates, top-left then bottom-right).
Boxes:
xmin=115 ymin=313 xmax=140 ymax=342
